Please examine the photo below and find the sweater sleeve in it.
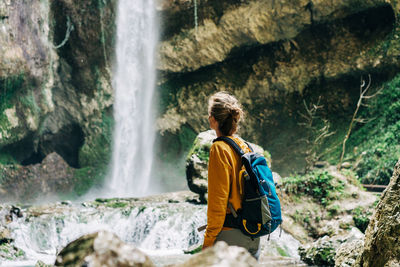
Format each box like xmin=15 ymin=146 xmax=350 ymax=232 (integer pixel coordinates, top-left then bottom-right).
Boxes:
xmin=203 ymin=143 xmax=232 ymax=248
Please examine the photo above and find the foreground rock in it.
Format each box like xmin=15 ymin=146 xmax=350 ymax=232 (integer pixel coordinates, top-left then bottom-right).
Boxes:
xmin=174 ymin=241 xmax=259 ymax=267
xmin=54 ymin=231 xmax=258 ymax=267
xmin=185 ymin=130 xmax=271 ymax=202
xmin=354 ymin=159 xmax=400 ymax=267
xmin=55 ymin=231 xmax=155 ymax=267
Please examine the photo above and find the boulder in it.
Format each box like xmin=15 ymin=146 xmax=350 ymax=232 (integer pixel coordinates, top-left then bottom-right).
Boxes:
xmin=299 ymin=227 xmax=363 ymax=267
xmin=174 ymin=241 xmax=259 ymax=267
xmin=335 ymin=239 xmax=364 ymax=267
xmin=355 ymin=159 xmax=400 ymax=267
xmin=0 ymin=152 xmax=74 ymax=202
xmin=55 ymin=230 xmax=155 ymax=267
xmin=185 ymin=130 xmax=271 ymax=202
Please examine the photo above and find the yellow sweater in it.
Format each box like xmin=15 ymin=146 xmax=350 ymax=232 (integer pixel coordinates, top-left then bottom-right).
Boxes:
xmin=203 ymin=136 xmax=251 ymax=248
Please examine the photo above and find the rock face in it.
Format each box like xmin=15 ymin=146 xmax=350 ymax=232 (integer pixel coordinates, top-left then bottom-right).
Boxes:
xmin=55 ymin=231 xmax=155 ymax=267
xmin=158 ymin=0 xmax=392 ymax=73
xmin=0 ymin=0 xmax=116 ymax=198
xmin=335 ymin=239 xmax=364 ymax=267
xmin=156 ymin=0 xmax=400 ymax=175
xmin=0 ymin=153 xmax=74 ymax=201
xmin=175 ymin=241 xmax=259 ymax=267
xmin=355 ymin=159 xmax=400 ymax=267
xmin=185 ymin=130 xmax=271 ymax=202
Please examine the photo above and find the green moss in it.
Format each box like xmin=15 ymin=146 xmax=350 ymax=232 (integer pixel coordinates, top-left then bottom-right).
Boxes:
xmin=68 ymin=165 xmax=107 ymax=197
xmin=183 ymin=244 xmax=203 ymax=255
xmin=79 ymin=111 xmax=113 ymax=167
xmin=277 ymin=246 xmax=290 ymax=257
xmin=105 ymin=201 xmax=128 ymax=208
xmin=0 ymin=73 xmax=25 ymax=111
xmin=20 ymin=90 xmax=40 ymax=114
xmin=188 ymin=139 xmax=211 ymax=162
xmin=0 ymin=153 xmax=17 ymax=165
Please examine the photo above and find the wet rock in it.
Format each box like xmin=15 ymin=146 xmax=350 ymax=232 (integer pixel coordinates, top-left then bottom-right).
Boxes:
xmin=355 ymin=159 xmax=400 ymax=267
xmin=55 ymin=230 xmax=155 ymax=267
xmin=299 ymin=228 xmax=363 ymax=266
xmin=185 ymin=130 xmax=271 ymax=202
xmin=0 ymin=226 xmax=11 ymax=244
xmin=174 ymin=241 xmax=259 ymax=267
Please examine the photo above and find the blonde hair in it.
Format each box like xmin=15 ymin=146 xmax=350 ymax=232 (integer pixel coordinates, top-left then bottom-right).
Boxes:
xmin=208 ymin=91 xmax=243 ymax=136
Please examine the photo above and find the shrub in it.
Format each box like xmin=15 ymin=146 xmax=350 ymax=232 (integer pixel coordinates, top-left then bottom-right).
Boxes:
xmin=283 ymin=170 xmax=344 ymax=206
xmin=352 ymin=206 xmax=372 ymax=233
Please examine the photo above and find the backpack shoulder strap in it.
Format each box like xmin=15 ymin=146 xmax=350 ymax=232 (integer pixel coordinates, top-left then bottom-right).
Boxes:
xmin=244 ymin=141 xmax=254 ymax=152
xmin=213 ymin=136 xmax=245 ymax=156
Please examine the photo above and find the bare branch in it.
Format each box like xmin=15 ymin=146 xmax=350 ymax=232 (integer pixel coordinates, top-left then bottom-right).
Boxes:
xmin=338 ymin=74 xmax=379 ymax=170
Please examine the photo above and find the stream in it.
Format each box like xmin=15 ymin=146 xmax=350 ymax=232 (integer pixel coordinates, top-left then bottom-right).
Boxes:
xmin=0 ymin=193 xmax=304 ymax=266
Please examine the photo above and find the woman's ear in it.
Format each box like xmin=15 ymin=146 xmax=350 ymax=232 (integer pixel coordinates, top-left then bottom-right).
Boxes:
xmin=209 ymin=115 xmax=218 ymax=130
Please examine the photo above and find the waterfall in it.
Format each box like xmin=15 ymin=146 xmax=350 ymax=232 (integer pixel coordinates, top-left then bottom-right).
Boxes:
xmin=107 ymin=0 xmax=158 ymax=197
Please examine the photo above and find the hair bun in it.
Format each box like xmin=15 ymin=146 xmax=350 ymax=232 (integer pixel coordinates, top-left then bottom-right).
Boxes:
xmin=208 ymin=91 xmax=244 ymax=136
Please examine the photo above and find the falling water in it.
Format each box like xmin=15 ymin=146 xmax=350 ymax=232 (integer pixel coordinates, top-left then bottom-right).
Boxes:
xmin=108 ymin=0 xmax=158 ymax=197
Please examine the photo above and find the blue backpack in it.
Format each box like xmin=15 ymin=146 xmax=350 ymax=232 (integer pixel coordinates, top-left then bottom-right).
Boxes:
xmin=214 ymin=137 xmax=282 ymax=238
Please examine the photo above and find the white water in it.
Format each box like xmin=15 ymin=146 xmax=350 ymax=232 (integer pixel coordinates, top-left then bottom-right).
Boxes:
xmin=2 ymin=202 xmax=206 ymax=266
xmin=107 ymin=0 xmax=158 ymax=197
xmin=2 ymin=202 xmax=302 ymax=266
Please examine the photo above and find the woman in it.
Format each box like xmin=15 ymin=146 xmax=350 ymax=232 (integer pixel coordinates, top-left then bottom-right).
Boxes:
xmin=202 ymin=91 xmax=261 ymax=259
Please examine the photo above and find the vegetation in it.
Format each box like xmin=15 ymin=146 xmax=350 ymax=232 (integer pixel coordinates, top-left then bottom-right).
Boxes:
xmin=283 ymin=170 xmax=345 ymax=206
xmin=70 ymin=165 xmax=108 ymax=197
xmin=0 ymin=74 xmax=25 ymax=111
xmin=70 ymin=110 xmax=113 ymax=197
xmin=0 ymin=153 xmax=17 ymax=165
xmin=352 ymin=206 xmax=372 ymax=233
xmin=187 ymin=138 xmax=211 ymax=162
xmin=298 ymin=243 xmax=336 ymax=267
xmin=341 ymin=74 xmax=400 ymax=184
